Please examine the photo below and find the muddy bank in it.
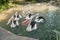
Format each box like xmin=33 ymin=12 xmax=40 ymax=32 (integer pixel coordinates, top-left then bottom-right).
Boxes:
xmin=0 ymin=3 xmax=59 ymax=22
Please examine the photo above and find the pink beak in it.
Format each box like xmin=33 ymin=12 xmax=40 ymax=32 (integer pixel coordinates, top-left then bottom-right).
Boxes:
xmin=22 ymin=20 xmax=30 ymax=26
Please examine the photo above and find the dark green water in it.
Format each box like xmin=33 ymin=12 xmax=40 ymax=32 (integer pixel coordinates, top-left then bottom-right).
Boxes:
xmin=0 ymin=7 xmax=60 ymax=40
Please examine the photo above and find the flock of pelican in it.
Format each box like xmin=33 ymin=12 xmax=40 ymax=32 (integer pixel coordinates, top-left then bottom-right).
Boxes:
xmin=7 ymin=11 xmax=45 ymax=32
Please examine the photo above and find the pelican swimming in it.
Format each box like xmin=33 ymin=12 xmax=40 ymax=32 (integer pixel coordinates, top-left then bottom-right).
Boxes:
xmin=26 ymin=15 xmax=45 ymax=32
xmin=7 ymin=12 xmax=22 ymax=28
xmin=22 ymin=13 xmax=38 ymax=26
xmin=14 ymin=12 xmax=22 ymax=21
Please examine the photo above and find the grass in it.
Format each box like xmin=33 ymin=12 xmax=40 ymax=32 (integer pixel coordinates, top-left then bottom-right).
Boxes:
xmin=0 ymin=2 xmax=19 ymax=12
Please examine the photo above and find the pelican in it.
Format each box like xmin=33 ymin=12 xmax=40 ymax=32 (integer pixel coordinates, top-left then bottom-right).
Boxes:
xmin=22 ymin=13 xmax=38 ymax=26
xmin=7 ymin=12 xmax=22 ymax=28
xmin=7 ymin=16 xmax=17 ymax=28
xmin=14 ymin=12 xmax=22 ymax=21
xmin=26 ymin=15 xmax=45 ymax=32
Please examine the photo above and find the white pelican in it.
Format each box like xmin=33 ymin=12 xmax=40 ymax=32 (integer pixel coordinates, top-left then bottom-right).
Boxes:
xmin=14 ymin=12 xmax=22 ymax=21
xmin=7 ymin=16 xmax=17 ymax=28
xmin=7 ymin=12 xmax=22 ymax=28
xmin=26 ymin=15 xmax=45 ymax=32
xmin=22 ymin=13 xmax=38 ymax=26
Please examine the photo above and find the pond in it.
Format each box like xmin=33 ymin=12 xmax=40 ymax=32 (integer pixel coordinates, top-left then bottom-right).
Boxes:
xmin=0 ymin=6 xmax=60 ymax=40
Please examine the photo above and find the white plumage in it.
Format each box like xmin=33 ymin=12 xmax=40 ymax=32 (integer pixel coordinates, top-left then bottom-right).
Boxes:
xmin=26 ymin=14 xmax=45 ymax=32
xmin=7 ymin=12 xmax=22 ymax=28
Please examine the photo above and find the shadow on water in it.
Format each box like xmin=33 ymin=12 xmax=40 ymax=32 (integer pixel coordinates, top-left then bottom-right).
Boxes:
xmin=0 ymin=7 xmax=60 ymax=40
